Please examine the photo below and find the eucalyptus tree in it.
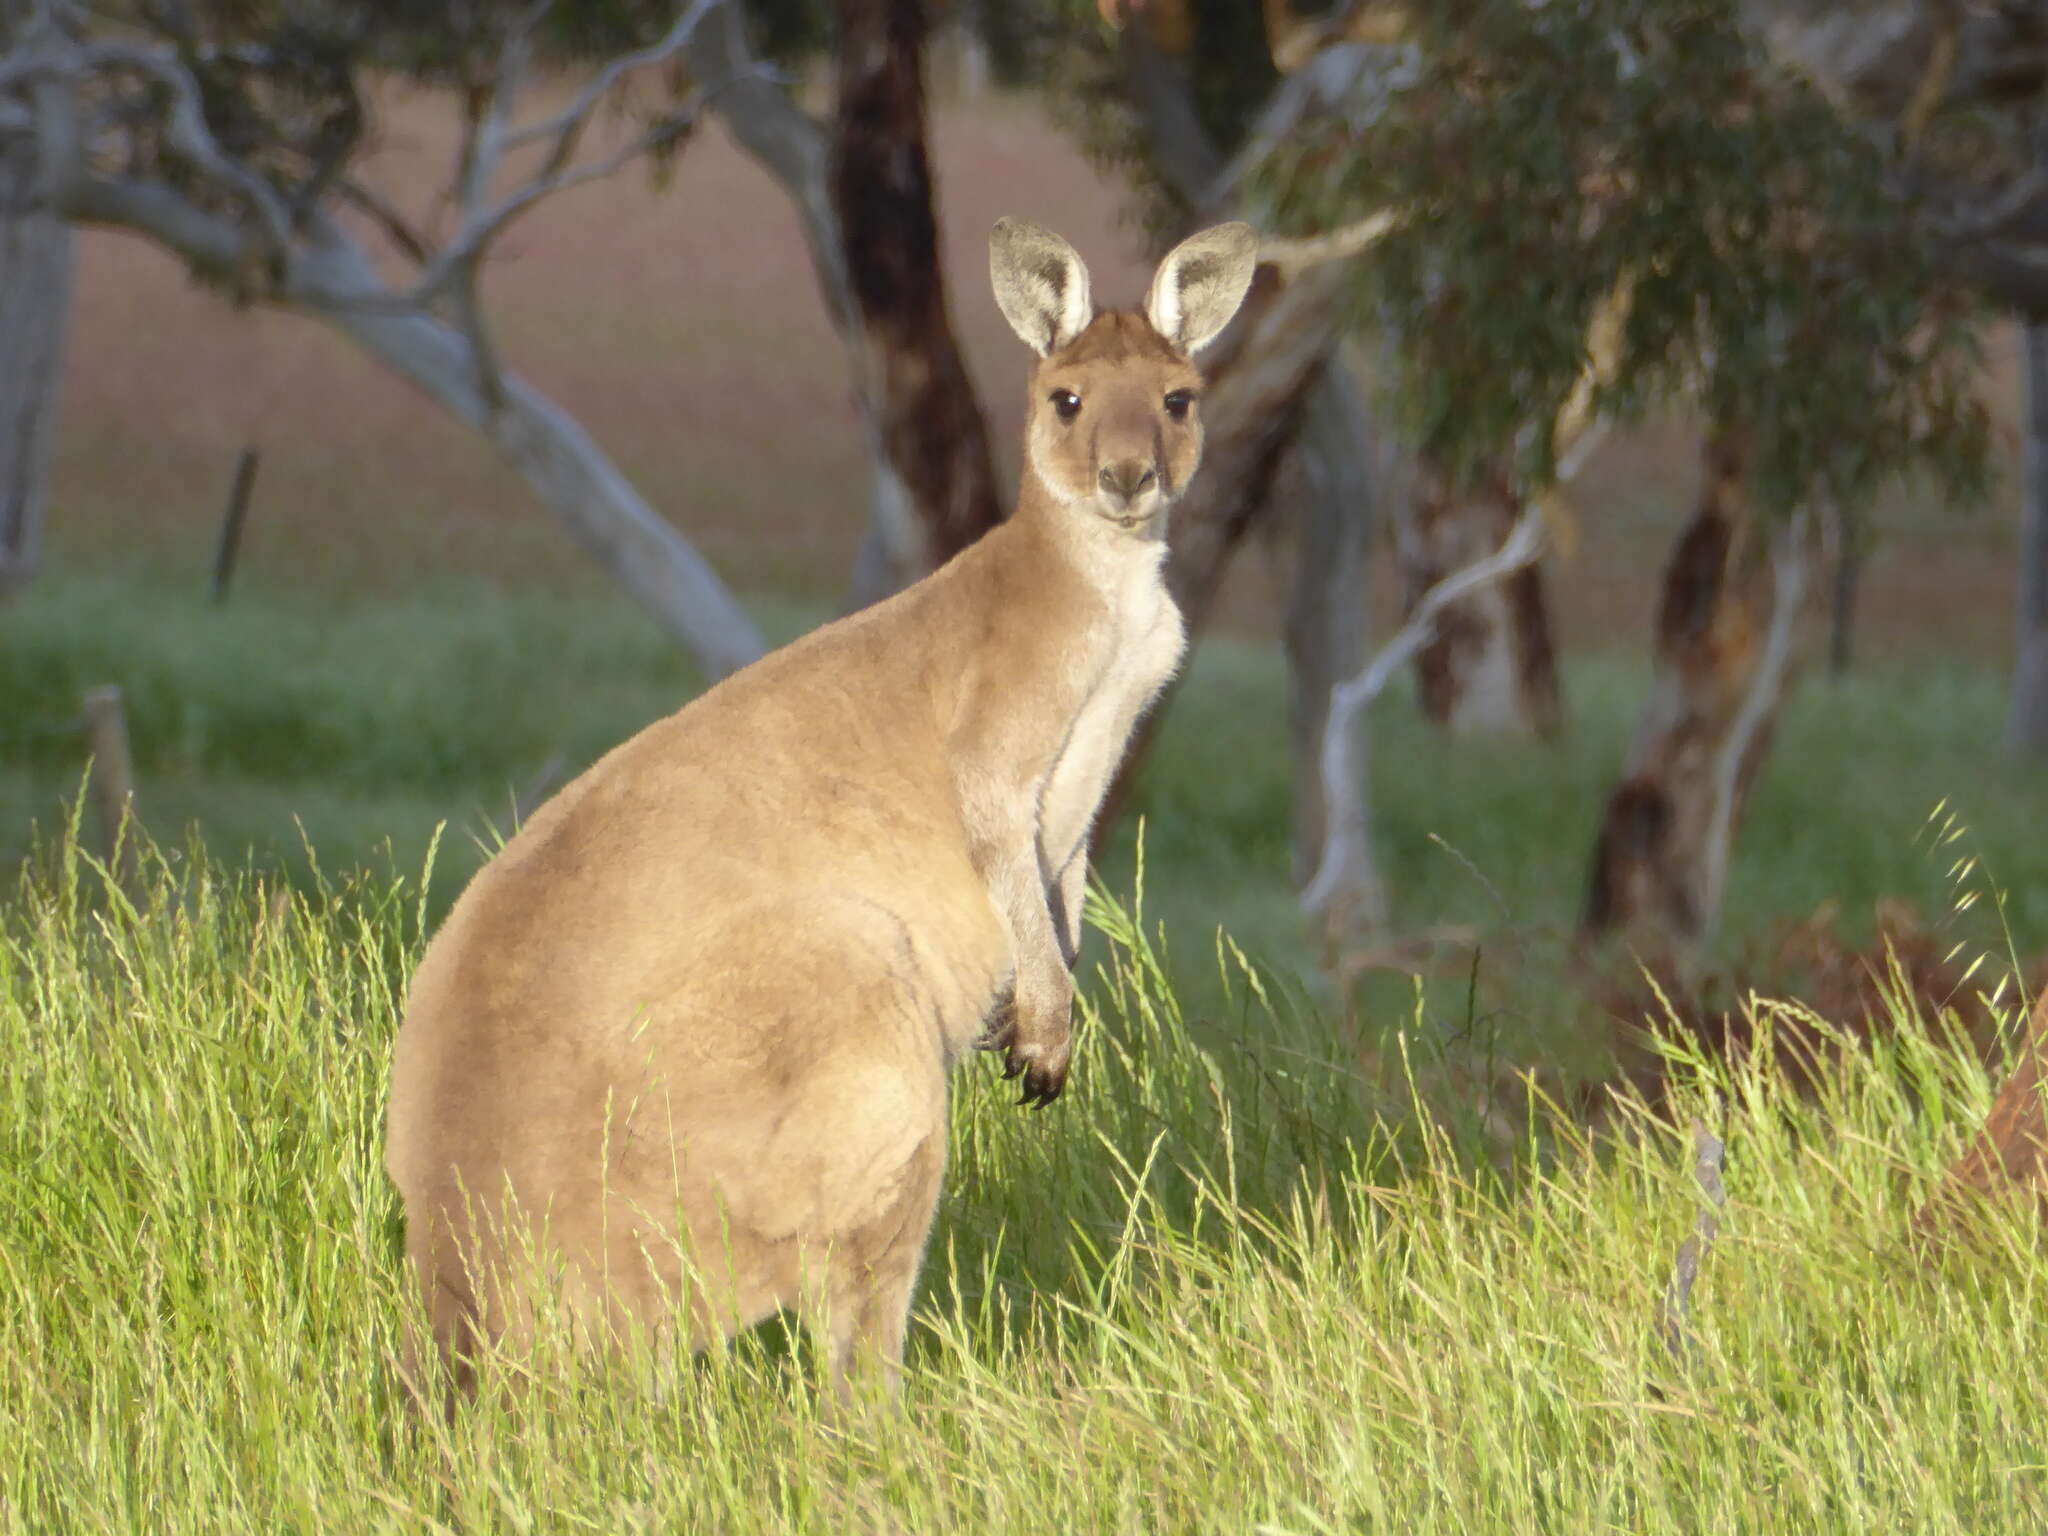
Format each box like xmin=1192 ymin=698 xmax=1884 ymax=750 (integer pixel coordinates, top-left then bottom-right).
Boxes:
xmin=1749 ymin=4 xmax=2048 ymax=754
xmin=1755 ymin=0 xmax=2048 ymax=1234
xmin=0 ymin=0 xmax=773 ymax=676
xmin=1261 ymin=0 xmax=1993 ymax=961
xmin=675 ymin=0 xmax=1007 ymax=608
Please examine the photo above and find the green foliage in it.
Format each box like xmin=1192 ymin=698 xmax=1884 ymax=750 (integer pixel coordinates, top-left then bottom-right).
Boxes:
xmin=90 ymin=0 xmax=738 ymax=240
xmin=1042 ymin=21 xmax=1185 ymax=246
xmin=5 ymin=830 xmax=2048 ymax=1530
xmin=1040 ymin=0 xmax=1302 ymax=246
xmin=1256 ymin=0 xmax=1991 ymax=517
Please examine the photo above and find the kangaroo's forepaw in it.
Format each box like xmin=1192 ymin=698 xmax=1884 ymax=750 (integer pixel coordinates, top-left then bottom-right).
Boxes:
xmin=1003 ymin=1035 xmax=1070 ymax=1108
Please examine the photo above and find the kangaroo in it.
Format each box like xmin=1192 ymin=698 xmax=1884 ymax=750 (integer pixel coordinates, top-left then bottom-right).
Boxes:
xmin=384 ymin=217 xmax=1259 ymax=1404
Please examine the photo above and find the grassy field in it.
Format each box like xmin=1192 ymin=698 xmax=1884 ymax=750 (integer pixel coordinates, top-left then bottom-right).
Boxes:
xmin=8 ymin=80 xmax=2048 ymax=1531
xmin=3 ymin=836 xmax=2046 ymax=1532
xmin=7 ymin=564 xmax=2047 ymax=997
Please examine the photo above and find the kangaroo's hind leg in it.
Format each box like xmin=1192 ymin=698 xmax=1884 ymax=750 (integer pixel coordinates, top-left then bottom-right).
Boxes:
xmin=804 ymin=1121 xmax=947 ymax=1407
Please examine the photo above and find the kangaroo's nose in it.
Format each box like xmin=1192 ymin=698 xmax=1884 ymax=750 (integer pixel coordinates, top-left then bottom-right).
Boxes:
xmin=1098 ymin=461 xmax=1157 ymax=504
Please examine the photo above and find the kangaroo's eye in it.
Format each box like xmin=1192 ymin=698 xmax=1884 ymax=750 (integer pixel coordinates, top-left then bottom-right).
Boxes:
xmin=1163 ymin=390 xmax=1195 ymax=422
xmin=1050 ymin=390 xmax=1082 ymax=422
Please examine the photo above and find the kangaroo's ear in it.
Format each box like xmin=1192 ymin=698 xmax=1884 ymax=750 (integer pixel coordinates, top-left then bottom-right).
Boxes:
xmin=990 ymin=217 xmax=1093 ymax=357
xmin=1145 ymin=222 xmax=1260 ymax=355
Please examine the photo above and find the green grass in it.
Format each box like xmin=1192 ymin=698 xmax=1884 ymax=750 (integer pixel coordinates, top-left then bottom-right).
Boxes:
xmin=4 ymin=833 xmax=2046 ymax=1531
xmin=0 ymin=574 xmax=821 ymax=902
xmin=10 ymin=569 xmax=2047 ymax=981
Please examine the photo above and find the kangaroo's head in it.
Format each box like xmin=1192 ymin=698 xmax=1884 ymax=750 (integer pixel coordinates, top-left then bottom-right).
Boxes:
xmin=990 ymin=218 xmax=1259 ymax=534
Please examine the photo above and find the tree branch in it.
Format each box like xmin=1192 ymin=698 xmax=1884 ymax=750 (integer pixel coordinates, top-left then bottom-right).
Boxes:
xmin=1258 ymin=207 xmax=1404 ymax=280
xmin=408 ymin=0 xmax=728 ymax=313
xmin=1201 ymin=36 xmax=1392 ymax=215
xmin=81 ymin=37 xmax=292 ymax=253
xmin=1758 ymin=0 xmax=2048 ymax=316
xmin=454 ymin=14 xmax=526 ymax=222
xmin=685 ymin=1 xmax=851 ymax=330
xmin=333 ymin=177 xmax=429 ymax=265
xmin=1298 ymin=255 xmax=1622 ymax=920
xmin=505 ymin=0 xmax=717 ymax=161
xmin=416 ymin=98 xmax=704 ymax=309
xmin=55 ymin=168 xmax=251 ymax=272
xmin=1118 ymin=14 xmax=1223 ymax=208
xmin=1697 ymin=508 xmax=1811 ymax=945
xmin=1299 ymin=503 xmax=1546 ymax=917
xmin=1 ymin=13 xmax=770 ymax=678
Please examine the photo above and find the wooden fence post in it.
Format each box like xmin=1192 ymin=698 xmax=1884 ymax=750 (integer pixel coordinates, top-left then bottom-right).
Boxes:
xmin=81 ymin=685 xmax=137 ymax=886
xmin=211 ymin=446 xmax=261 ymax=604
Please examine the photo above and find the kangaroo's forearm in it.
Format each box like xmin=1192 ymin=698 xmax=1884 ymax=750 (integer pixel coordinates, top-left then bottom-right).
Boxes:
xmin=1052 ymin=847 xmax=1089 ymax=970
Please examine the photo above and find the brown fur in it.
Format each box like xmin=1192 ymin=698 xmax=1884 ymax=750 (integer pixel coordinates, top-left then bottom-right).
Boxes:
xmin=384 ymin=219 xmax=1257 ymax=1405
xmin=1917 ymin=987 xmax=2048 ymax=1245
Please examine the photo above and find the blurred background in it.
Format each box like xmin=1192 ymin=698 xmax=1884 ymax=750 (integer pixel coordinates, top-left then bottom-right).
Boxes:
xmin=3 ymin=0 xmax=2044 ymax=1087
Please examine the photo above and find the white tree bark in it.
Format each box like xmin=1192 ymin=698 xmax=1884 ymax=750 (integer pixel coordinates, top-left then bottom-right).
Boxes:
xmin=292 ymin=235 xmax=765 ymax=679
xmin=2008 ymin=323 xmax=2048 ymax=756
xmin=1581 ymin=434 xmax=1813 ymax=955
xmin=0 ymin=133 xmax=69 ymax=599
xmin=1696 ymin=511 xmax=1810 ymax=944
xmin=1299 ymin=501 xmax=1546 ymax=921
xmin=1395 ymin=475 xmax=1561 ymax=738
xmin=3 ymin=10 xmax=768 ymax=679
xmin=1284 ymin=359 xmax=1385 ymax=931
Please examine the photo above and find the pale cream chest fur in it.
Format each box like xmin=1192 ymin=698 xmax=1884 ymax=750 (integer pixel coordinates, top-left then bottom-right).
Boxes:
xmin=1036 ymin=541 xmax=1185 ymax=889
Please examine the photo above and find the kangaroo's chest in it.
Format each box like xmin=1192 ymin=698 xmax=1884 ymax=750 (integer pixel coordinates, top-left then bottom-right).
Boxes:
xmin=1038 ymin=574 xmax=1186 ymax=872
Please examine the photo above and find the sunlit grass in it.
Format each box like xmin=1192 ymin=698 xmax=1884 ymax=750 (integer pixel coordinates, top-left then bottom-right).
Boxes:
xmin=4 ymin=833 xmax=2046 ymax=1531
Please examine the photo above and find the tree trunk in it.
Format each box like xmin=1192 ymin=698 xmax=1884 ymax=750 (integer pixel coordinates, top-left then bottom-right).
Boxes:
xmin=1165 ymin=263 xmax=1346 ymax=635
xmin=1581 ymin=431 xmax=1812 ymax=957
xmin=1284 ymin=356 xmax=1385 ymax=931
xmin=2007 ymin=323 xmax=2048 ymax=755
xmin=1917 ymin=986 xmax=2048 ymax=1241
xmin=685 ymin=5 xmax=909 ymax=607
xmin=693 ymin=0 xmax=997 ymax=609
xmin=0 ymin=134 xmax=72 ymax=600
xmin=828 ymin=0 xmax=1002 ymax=599
xmin=1398 ymin=470 xmax=1561 ymax=737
